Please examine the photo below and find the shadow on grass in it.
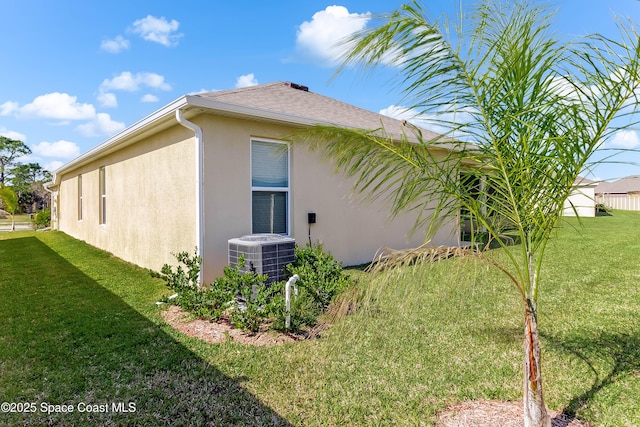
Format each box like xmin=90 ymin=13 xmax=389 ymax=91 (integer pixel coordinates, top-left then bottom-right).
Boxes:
xmin=0 ymin=236 xmax=292 ymax=426
xmin=541 ymin=330 xmax=640 ymax=418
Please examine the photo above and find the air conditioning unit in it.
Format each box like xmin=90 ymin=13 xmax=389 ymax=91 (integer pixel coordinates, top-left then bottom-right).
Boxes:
xmin=228 ymin=234 xmax=295 ymax=284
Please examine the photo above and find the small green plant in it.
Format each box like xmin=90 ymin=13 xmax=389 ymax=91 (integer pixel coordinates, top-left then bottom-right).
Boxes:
xmin=158 ymin=248 xmax=201 ymax=293
xmin=157 ymin=245 xmax=353 ymax=333
xmin=31 ymin=209 xmax=51 ymax=229
xmin=273 ymin=244 xmax=352 ymax=331
xmin=215 ymin=258 xmax=273 ymax=333
xmin=157 ymin=251 xmax=279 ymax=332
xmin=288 ymin=244 xmax=351 ymax=311
xmin=156 ymin=248 xmax=231 ymax=321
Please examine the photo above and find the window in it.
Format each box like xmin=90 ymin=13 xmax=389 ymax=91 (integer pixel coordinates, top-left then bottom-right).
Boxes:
xmin=78 ymin=175 xmax=83 ymax=220
xmin=251 ymin=140 xmax=289 ymax=234
xmin=99 ymin=167 xmax=106 ymax=224
xmin=460 ymin=172 xmax=482 ymax=241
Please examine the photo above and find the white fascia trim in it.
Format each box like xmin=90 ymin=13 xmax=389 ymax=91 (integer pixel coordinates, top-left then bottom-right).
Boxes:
xmin=51 ymin=92 xmax=441 ymax=186
xmin=52 ymin=96 xmax=191 ymax=183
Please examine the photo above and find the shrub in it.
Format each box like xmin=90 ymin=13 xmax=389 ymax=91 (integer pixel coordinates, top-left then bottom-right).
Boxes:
xmin=32 ymin=209 xmax=51 ymax=229
xmin=273 ymin=244 xmax=352 ymax=331
xmin=287 ymin=244 xmax=351 ymax=311
xmin=158 ymin=248 xmax=201 ymax=293
xmin=157 ymin=245 xmax=353 ymax=334
xmin=214 ymin=258 xmax=275 ymax=332
xmin=157 ymin=251 xmax=277 ymax=332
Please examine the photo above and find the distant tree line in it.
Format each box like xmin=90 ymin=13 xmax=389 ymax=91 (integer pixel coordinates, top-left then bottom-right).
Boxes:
xmin=0 ymin=136 xmax=52 ymax=215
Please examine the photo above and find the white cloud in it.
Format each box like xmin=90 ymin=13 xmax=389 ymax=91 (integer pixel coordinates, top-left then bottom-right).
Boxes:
xmin=18 ymin=92 xmax=96 ymax=120
xmin=100 ymin=71 xmax=172 ymax=92
xmin=131 ymin=15 xmax=182 ymax=47
xmin=296 ymin=6 xmax=370 ymax=66
xmin=0 ymin=128 xmax=26 ymax=141
xmin=101 ymin=35 xmax=130 ymax=53
xmin=141 ymin=94 xmax=159 ymax=103
xmin=76 ymin=113 xmax=125 ymax=137
xmin=235 ymin=73 xmax=258 ymax=88
xmin=608 ymin=130 xmax=640 ymax=149
xmin=188 ymin=88 xmax=218 ymax=95
xmin=380 ymin=103 xmax=476 ymax=139
xmin=0 ymin=101 xmax=19 ymax=116
xmin=32 ymin=140 xmax=80 ymax=159
xmin=97 ymin=92 xmax=118 ymax=108
xmin=379 ymin=105 xmax=415 ymax=121
xmin=44 ymin=160 xmax=64 ymax=172
xmin=380 ymin=104 xmax=442 ymax=131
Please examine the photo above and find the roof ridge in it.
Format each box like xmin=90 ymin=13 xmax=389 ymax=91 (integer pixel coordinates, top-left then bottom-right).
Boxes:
xmin=197 ymin=81 xmax=286 ymax=98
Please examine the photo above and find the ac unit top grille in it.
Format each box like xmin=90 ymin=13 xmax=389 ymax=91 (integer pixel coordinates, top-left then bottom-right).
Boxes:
xmin=228 ymin=234 xmax=295 ymax=284
xmin=229 ymin=234 xmax=294 ymax=244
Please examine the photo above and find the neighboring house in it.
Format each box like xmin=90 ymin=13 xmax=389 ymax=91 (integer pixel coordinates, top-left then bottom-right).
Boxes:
xmin=563 ymin=176 xmax=597 ymax=217
xmin=47 ymin=82 xmax=459 ymax=282
xmin=595 ymin=175 xmax=640 ymax=211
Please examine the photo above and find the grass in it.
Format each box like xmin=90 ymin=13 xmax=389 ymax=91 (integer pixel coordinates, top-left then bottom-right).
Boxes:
xmin=1 ymin=211 xmax=639 ymax=426
xmin=0 ymin=213 xmax=30 ymax=226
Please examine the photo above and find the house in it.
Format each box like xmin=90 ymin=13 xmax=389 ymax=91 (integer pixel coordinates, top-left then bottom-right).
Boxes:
xmin=46 ymin=82 xmax=459 ymax=283
xmin=563 ymin=176 xmax=597 ymax=217
xmin=595 ymin=175 xmax=640 ymax=211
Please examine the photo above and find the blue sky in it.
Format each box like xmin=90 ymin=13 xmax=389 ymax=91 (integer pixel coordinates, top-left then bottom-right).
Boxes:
xmin=2 ymin=0 xmax=640 ymax=181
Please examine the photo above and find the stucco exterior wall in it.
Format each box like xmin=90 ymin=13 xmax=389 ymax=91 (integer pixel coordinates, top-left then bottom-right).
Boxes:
xmin=57 ymin=125 xmax=197 ymax=272
xmin=563 ymin=185 xmax=596 ymax=217
xmin=198 ymin=115 xmax=458 ymax=281
xmin=55 ymin=112 xmax=459 ymax=283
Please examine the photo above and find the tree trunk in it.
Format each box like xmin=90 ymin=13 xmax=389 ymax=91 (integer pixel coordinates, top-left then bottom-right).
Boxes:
xmin=523 ymin=298 xmax=551 ymax=427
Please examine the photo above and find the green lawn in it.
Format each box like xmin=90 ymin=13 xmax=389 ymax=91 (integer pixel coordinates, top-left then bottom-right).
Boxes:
xmin=0 ymin=212 xmax=639 ymax=426
xmin=0 ymin=214 xmax=31 ymax=226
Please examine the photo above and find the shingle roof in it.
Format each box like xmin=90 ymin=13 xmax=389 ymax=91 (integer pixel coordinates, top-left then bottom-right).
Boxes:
xmin=52 ymin=81 xmax=449 ymax=178
xmin=595 ymin=175 xmax=640 ymax=194
xmin=575 ymin=175 xmax=596 ymax=186
xmin=195 ymin=81 xmax=442 ymax=141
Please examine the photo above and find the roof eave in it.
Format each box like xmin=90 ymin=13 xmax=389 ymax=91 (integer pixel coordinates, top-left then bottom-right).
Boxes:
xmin=52 ymin=96 xmax=191 ymax=183
xmin=184 ymin=95 xmax=436 ymax=143
xmin=52 ymin=92 xmax=453 ymax=184
xmin=186 ymin=95 xmax=354 ymax=128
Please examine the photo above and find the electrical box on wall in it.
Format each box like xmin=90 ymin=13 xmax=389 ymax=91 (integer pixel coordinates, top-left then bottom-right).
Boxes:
xmin=228 ymin=234 xmax=295 ymax=284
xmin=308 ymin=212 xmax=316 ymax=224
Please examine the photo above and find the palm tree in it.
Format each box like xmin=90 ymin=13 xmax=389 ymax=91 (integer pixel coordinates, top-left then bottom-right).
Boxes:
xmin=292 ymin=2 xmax=640 ymax=426
xmin=0 ymin=186 xmax=19 ymax=232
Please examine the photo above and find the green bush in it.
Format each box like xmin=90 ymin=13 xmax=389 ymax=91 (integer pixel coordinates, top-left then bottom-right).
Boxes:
xmin=287 ymin=244 xmax=351 ymax=310
xmin=274 ymin=244 xmax=352 ymax=331
xmin=157 ymin=245 xmax=353 ymax=334
xmin=215 ymin=258 xmax=275 ymax=332
xmin=158 ymin=248 xmax=202 ymax=293
xmin=157 ymin=251 xmax=277 ymax=332
xmin=32 ymin=209 xmax=51 ymax=229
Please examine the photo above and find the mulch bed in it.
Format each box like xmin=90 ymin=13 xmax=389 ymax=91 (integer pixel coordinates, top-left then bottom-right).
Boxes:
xmin=435 ymin=399 xmax=592 ymax=427
xmin=160 ymin=304 xmax=309 ymax=346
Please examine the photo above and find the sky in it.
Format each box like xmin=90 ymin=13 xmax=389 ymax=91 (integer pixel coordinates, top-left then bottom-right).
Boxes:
xmin=2 ymin=0 xmax=640 ymax=181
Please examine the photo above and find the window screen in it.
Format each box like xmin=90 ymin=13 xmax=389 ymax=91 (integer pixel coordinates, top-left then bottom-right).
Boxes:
xmin=251 ymin=140 xmax=289 ymax=234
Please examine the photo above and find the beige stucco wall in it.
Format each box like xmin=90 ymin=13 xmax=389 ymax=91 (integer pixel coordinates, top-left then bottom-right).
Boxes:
xmin=198 ymin=115 xmax=458 ymax=281
xmin=57 ymin=125 xmax=197 ymax=272
xmin=563 ymin=185 xmax=596 ymax=217
xmin=56 ymin=112 xmax=459 ymax=283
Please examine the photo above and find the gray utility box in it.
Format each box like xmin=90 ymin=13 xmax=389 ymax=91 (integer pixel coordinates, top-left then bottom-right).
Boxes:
xmin=228 ymin=234 xmax=295 ymax=284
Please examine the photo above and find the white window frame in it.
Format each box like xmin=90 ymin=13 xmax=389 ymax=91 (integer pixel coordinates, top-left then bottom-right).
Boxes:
xmin=250 ymin=138 xmax=290 ymax=235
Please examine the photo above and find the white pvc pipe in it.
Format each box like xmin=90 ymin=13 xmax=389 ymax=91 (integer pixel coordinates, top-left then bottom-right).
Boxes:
xmin=285 ymin=274 xmax=300 ymax=330
xmin=175 ymin=109 xmax=204 ymax=286
xmin=43 ymin=179 xmax=58 ymax=230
